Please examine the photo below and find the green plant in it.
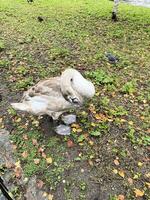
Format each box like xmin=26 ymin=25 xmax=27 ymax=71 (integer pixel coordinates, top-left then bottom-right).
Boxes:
xmin=121 ymin=81 xmax=136 ymax=94
xmin=87 ymin=69 xmax=114 ymax=85
xmin=15 ymin=77 xmax=33 ymax=89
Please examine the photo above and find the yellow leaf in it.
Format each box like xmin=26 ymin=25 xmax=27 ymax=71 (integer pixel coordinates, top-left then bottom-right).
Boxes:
xmin=46 ymin=157 xmax=52 ymax=164
xmin=15 ymin=161 xmax=21 ymax=168
xmin=118 ymin=170 xmax=125 ymax=178
xmin=88 ymin=140 xmax=94 ymax=146
xmin=128 ymin=121 xmax=133 ymax=125
xmin=47 ymin=194 xmax=53 ymax=200
xmin=113 ymin=169 xmax=118 ymax=174
xmin=15 ymin=118 xmax=21 ymax=123
xmin=145 ymin=182 xmax=150 ymax=188
xmin=76 ymin=128 xmax=82 ymax=133
xmin=138 ymin=162 xmax=143 ymax=167
xmin=134 ymin=188 xmax=144 ymax=197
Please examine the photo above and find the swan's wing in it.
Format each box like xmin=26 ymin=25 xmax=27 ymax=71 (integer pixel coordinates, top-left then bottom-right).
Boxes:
xmin=22 ymin=77 xmax=61 ymax=101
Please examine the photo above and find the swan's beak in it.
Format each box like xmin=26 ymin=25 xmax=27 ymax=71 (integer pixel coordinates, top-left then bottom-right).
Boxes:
xmin=67 ymin=96 xmax=82 ymax=106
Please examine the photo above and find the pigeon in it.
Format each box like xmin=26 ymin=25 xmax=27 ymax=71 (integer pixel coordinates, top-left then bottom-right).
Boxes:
xmin=105 ymin=52 xmax=119 ymax=64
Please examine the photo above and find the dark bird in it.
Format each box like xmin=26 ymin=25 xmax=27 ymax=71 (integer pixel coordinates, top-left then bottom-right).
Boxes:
xmin=105 ymin=52 xmax=119 ymax=64
xmin=112 ymin=11 xmax=118 ymax=22
xmin=27 ymin=0 xmax=34 ymax=3
xmin=37 ymin=16 xmax=44 ymax=22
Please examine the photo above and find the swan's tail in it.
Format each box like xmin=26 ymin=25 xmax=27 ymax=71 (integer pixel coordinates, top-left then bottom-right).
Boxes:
xmin=11 ymin=103 xmax=30 ymax=111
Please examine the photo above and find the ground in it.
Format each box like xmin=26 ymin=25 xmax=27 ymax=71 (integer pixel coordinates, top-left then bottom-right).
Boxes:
xmin=0 ymin=0 xmax=150 ymax=200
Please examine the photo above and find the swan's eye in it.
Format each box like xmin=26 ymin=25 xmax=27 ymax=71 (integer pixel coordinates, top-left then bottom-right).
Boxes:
xmin=70 ymin=78 xmax=73 ymax=82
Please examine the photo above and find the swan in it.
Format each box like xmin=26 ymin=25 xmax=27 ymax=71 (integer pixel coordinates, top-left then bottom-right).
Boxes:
xmin=11 ymin=68 xmax=95 ymax=120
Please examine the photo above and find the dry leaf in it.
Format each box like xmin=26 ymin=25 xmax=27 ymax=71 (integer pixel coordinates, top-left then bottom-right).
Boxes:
xmin=41 ymin=152 xmax=46 ymax=158
xmin=32 ymin=139 xmax=38 ymax=146
xmin=12 ymin=144 xmax=17 ymax=150
xmin=145 ymin=182 xmax=150 ymax=188
xmin=23 ymin=134 xmax=28 ymax=140
xmin=14 ymin=167 xmax=22 ymax=178
xmin=36 ymin=180 xmax=44 ymax=189
xmin=88 ymin=160 xmax=94 ymax=166
xmin=67 ymin=140 xmax=74 ymax=148
xmin=46 ymin=157 xmax=52 ymax=164
xmin=34 ymin=158 xmax=40 ymax=164
xmin=88 ymin=140 xmax=94 ymax=146
xmin=137 ymin=162 xmax=143 ymax=167
xmin=117 ymin=194 xmax=125 ymax=200
xmin=114 ymin=159 xmax=120 ymax=166
xmin=128 ymin=177 xmax=133 ymax=185
xmin=47 ymin=194 xmax=53 ymax=200
xmin=118 ymin=170 xmax=125 ymax=178
xmin=113 ymin=169 xmax=118 ymax=174
xmin=38 ymin=147 xmax=44 ymax=153
xmin=5 ymin=161 xmax=14 ymax=169
xmin=134 ymin=188 xmax=144 ymax=197
xmin=22 ymin=151 xmax=28 ymax=158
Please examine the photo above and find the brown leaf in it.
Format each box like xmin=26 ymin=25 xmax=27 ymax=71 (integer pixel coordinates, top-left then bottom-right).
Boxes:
xmin=12 ymin=144 xmax=17 ymax=150
xmin=21 ymin=151 xmax=28 ymax=158
xmin=5 ymin=161 xmax=14 ymax=169
xmin=34 ymin=158 xmax=40 ymax=164
xmin=38 ymin=147 xmax=44 ymax=153
xmin=114 ymin=159 xmax=120 ymax=166
xmin=32 ymin=139 xmax=38 ymax=146
xmin=41 ymin=152 xmax=46 ymax=158
xmin=67 ymin=140 xmax=74 ymax=148
xmin=14 ymin=167 xmax=22 ymax=178
xmin=145 ymin=182 xmax=150 ymax=189
xmin=23 ymin=134 xmax=28 ymax=140
xmin=36 ymin=180 xmax=44 ymax=189
xmin=134 ymin=188 xmax=144 ymax=197
xmin=117 ymin=194 xmax=125 ymax=200
xmin=128 ymin=177 xmax=133 ymax=185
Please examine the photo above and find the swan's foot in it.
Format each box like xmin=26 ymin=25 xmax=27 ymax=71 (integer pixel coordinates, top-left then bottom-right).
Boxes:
xmin=61 ymin=114 xmax=76 ymax=125
xmin=55 ymin=124 xmax=71 ymax=136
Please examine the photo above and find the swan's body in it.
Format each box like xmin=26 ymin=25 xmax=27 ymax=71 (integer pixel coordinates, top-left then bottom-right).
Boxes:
xmin=11 ymin=68 xmax=95 ymax=120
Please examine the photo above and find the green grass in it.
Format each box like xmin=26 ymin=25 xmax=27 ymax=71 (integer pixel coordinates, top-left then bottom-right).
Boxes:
xmin=1 ymin=0 xmax=150 ymax=199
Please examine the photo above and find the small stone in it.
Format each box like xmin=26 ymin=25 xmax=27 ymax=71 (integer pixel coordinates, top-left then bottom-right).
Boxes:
xmin=55 ymin=125 xmax=71 ymax=135
xmin=61 ymin=114 xmax=76 ymax=125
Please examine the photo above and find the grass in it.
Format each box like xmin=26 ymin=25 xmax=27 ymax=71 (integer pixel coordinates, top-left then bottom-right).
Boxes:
xmin=0 ymin=0 xmax=150 ymax=199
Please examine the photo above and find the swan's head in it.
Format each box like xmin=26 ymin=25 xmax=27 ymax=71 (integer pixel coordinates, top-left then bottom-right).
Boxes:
xmin=60 ymin=68 xmax=95 ymax=104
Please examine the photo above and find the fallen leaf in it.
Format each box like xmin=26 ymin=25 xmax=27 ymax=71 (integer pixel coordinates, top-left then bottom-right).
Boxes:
xmin=128 ymin=121 xmax=133 ymax=125
xmin=117 ymin=194 xmax=125 ymax=200
xmin=128 ymin=177 xmax=133 ymax=185
xmin=21 ymin=151 xmax=28 ymax=158
xmin=88 ymin=160 xmax=94 ymax=166
xmin=41 ymin=152 xmax=46 ymax=158
xmin=5 ymin=161 xmax=14 ymax=169
xmin=138 ymin=162 xmax=143 ymax=167
xmin=15 ymin=161 xmax=21 ymax=168
xmin=113 ymin=169 xmax=118 ymax=174
xmin=38 ymin=147 xmax=44 ymax=153
xmin=145 ymin=182 xmax=150 ymax=188
xmin=46 ymin=157 xmax=52 ymax=164
xmin=34 ymin=158 xmax=40 ymax=164
xmin=118 ymin=170 xmax=125 ymax=178
xmin=23 ymin=134 xmax=28 ymax=140
xmin=67 ymin=139 xmax=74 ymax=148
xmin=36 ymin=180 xmax=44 ymax=189
xmin=114 ymin=159 xmax=120 ymax=166
xmin=88 ymin=140 xmax=94 ymax=146
xmin=32 ymin=139 xmax=38 ymax=146
xmin=15 ymin=117 xmax=21 ymax=123
xmin=47 ymin=194 xmax=53 ymax=200
xmin=134 ymin=188 xmax=144 ymax=197
xmin=14 ymin=166 xmax=22 ymax=178
xmin=12 ymin=144 xmax=17 ymax=150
